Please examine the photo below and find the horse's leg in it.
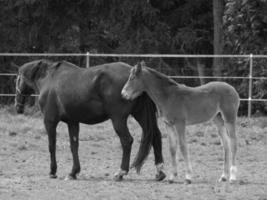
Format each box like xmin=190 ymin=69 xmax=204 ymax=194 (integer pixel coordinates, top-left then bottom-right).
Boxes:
xmin=111 ymin=117 xmax=133 ymax=181
xmin=151 ymin=122 xmax=165 ymax=181
xmin=175 ymin=122 xmax=192 ymax=184
xmin=225 ymin=121 xmax=237 ymax=183
xmin=44 ymin=119 xmax=58 ymax=178
xmin=166 ymin=124 xmax=178 ymax=183
xmin=65 ymin=122 xmax=80 ymax=180
xmin=132 ymin=113 xmax=165 ymax=181
xmin=213 ymin=115 xmax=230 ymax=182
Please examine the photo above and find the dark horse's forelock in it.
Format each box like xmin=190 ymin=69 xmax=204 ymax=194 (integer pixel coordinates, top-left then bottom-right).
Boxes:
xmin=20 ymin=59 xmax=52 ymax=81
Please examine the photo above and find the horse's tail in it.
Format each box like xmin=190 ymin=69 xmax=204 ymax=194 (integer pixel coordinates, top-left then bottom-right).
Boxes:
xmin=131 ymin=93 xmax=163 ymax=173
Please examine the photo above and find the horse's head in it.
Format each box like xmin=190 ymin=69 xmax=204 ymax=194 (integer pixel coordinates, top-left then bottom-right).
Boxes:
xmin=14 ymin=60 xmax=45 ymax=114
xmin=15 ymin=72 xmax=34 ymax=114
xmin=121 ymin=61 xmax=146 ymax=100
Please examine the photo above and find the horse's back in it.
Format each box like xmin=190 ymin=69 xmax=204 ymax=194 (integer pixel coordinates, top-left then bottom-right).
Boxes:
xmin=204 ymin=81 xmax=239 ymax=104
xmin=174 ymin=81 xmax=239 ymax=124
xmin=204 ymin=81 xmax=240 ymax=122
xmin=41 ymin=62 xmax=135 ymax=123
xmin=93 ymin=62 xmax=132 ymax=81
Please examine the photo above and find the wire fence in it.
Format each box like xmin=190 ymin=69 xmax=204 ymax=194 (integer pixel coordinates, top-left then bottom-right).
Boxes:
xmin=0 ymin=53 xmax=267 ymax=117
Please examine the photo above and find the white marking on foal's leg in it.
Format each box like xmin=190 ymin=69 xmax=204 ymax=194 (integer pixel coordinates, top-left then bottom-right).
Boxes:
xmin=225 ymin=122 xmax=238 ymax=183
xmin=230 ymin=165 xmax=237 ymax=183
xmin=214 ymin=116 xmax=230 ymax=182
xmin=167 ymin=126 xmax=178 ymax=183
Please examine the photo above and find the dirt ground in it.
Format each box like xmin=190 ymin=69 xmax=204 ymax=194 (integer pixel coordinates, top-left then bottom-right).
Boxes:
xmin=0 ymin=107 xmax=267 ymax=200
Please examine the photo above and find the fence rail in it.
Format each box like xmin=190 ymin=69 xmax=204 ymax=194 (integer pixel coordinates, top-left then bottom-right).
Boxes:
xmin=1 ymin=52 xmax=267 ymax=58
xmin=0 ymin=53 xmax=267 ymax=117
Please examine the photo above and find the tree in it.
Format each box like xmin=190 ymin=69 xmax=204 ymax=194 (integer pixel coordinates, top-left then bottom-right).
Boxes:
xmin=224 ymin=0 xmax=267 ymax=114
xmin=213 ymin=0 xmax=224 ymax=78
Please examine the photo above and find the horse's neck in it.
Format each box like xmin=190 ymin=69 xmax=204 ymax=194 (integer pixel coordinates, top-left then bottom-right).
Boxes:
xmin=143 ymin=71 xmax=173 ymax=112
xmin=32 ymin=71 xmax=50 ymax=93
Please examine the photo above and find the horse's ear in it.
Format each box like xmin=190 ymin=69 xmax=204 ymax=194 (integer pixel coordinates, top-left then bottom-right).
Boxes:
xmin=135 ymin=61 xmax=143 ymax=75
xmin=140 ymin=60 xmax=146 ymax=68
xmin=30 ymin=60 xmax=43 ymax=80
xmin=10 ymin=62 xmax=20 ymax=70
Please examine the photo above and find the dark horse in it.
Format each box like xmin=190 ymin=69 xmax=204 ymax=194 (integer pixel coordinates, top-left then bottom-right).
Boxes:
xmin=14 ymin=60 xmax=166 ymax=181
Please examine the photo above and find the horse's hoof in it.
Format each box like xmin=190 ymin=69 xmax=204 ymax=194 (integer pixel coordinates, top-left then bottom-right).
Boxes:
xmin=185 ymin=179 xmax=192 ymax=184
xmin=113 ymin=174 xmax=123 ymax=182
xmin=64 ymin=174 xmax=77 ymax=181
xmin=229 ymin=178 xmax=237 ymax=184
xmin=113 ymin=170 xmax=127 ymax=181
xmin=155 ymin=171 xmax=166 ymax=181
xmin=49 ymin=174 xmax=57 ymax=179
xmin=168 ymin=179 xmax=174 ymax=184
xmin=219 ymin=176 xmax=227 ymax=182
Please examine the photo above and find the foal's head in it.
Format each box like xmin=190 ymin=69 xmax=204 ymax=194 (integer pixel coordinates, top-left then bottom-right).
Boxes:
xmin=121 ymin=61 xmax=146 ymax=100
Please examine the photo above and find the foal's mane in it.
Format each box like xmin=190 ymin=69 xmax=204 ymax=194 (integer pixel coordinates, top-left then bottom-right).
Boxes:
xmin=146 ymin=67 xmax=177 ymax=86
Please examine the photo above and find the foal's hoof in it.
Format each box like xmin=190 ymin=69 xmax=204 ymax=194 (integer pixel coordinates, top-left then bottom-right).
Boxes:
xmin=229 ymin=178 xmax=237 ymax=184
xmin=49 ymin=174 xmax=57 ymax=179
xmin=155 ymin=171 xmax=166 ymax=181
xmin=64 ymin=174 xmax=77 ymax=181
xmin=218 ymin=176 xmax=227 ymax=182
xmin=113 ymin=174 xmax=123 ymax=182
xmin=168 ymin=179 xmax=175 ymax=184
xmin=185 ymin=179 xmax=192 ymax=184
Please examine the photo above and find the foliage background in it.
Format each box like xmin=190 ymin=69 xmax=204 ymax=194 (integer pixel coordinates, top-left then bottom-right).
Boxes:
xmin=0 ymin=0 xmax=267 ymax=115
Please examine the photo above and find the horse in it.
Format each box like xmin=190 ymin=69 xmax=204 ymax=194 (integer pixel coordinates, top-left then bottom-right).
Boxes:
xmin=121 ymin=61 xmax=240 ymax=184
xmin=14 ymin=59 xmax=166 ymax=181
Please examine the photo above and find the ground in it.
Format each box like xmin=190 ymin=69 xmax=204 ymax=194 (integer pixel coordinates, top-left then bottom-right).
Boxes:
xmin=0 ymin=107 xmax=267 ymax=200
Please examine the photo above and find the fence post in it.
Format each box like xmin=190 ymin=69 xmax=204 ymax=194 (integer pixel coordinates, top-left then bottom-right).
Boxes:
xmin=86 ymin=52 xmax=90 ymax=68
xmin=248 ymin=53 xmax=253 ymax=118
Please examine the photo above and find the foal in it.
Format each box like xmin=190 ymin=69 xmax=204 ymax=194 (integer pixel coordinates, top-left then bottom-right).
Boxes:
xmin=121 ymin=61 xmax=240 ymax=184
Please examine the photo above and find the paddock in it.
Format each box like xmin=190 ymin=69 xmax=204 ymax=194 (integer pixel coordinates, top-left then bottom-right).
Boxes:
xmin=0 ymin=107 xmax=266 ymax=200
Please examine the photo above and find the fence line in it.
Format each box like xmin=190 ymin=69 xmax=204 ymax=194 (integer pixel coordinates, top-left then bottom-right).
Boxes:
xmin=0 ymin=52 xmax=265 ymax=58
xmin=0 ymin=53 xmax=267 ymax=117
xmin=2 ymin=73 xmax=267 ymax=80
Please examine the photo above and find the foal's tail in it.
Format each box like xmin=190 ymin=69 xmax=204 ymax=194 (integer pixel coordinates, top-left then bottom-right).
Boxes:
xmin=131 ymin=93 xmax=163 ymax=173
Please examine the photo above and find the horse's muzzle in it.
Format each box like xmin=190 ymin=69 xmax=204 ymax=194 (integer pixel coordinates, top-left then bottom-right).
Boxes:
xmin=15 ymin=104 xmax=24 ymax=114
xmin=121 ymin=90 xmax=131 ymax=100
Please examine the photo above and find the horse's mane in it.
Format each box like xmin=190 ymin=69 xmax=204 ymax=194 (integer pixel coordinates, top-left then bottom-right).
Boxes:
xmin=147 ymin=67 xmax=177 ymax=86
xmin=21 ymin=59 xmax=80 ymax=81
xmin=59 ymin=60 xmax=80 ymax=69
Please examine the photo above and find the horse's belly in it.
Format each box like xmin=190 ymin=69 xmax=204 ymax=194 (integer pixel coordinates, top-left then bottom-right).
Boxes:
xmin=185 ymin=101 xmax=219 ymax=125
xmin=62 ymin=100 xmax=108 ymax=124
xmin=186 ymin=111 xmax=217 ymax=125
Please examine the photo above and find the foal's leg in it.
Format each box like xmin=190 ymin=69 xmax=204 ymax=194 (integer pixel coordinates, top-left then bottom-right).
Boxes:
xmin=167 ymin=125 xmax=178 ymax=183
xmin=175 ymin=123 xmax=192 ymax=184
xmin=66 ymin=122 xmax=80 ymax=180
xmin=111 ymin=117 xmax=133 ymax=181
xmin=44 ymin=119 xmax=58 ymax=178
xmin=225 ymin=121 xmax=237 ymax=183
xmin=213 ymin=115 xmax=230 ymax=182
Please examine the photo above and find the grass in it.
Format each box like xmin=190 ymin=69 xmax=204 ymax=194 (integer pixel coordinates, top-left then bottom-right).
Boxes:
xmin=0 ymin=106 xmax=267 ymax=200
